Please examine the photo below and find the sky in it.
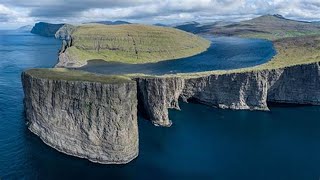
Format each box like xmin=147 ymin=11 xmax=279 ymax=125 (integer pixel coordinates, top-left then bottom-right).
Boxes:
xmin=0 ymin=0 xmax=320 ymax=29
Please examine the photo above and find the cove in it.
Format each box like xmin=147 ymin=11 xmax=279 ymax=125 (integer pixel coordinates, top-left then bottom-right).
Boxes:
xmin=79 ymin=36 xmax=276 ymax=75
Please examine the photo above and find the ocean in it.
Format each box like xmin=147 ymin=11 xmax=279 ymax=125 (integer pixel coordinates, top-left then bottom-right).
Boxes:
xmin=0 ymin=30 xmax=319 ymax=179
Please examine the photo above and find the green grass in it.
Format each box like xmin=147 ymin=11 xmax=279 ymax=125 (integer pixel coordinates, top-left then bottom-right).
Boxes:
xmin=257 ymin=35 xmax=320 ymax=69
xmin=65 ymin=24 xmax=210 ymax=64
xmin=239 ymin=30 xmax=320 ymax=41
xmin=25 ymin=68 xmax=133 ymax=84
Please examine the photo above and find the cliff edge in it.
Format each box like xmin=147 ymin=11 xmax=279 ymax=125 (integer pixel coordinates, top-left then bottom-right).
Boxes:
xmin=22 ymin=69 xmax=138 ymax=164
xmin=135 ymin=62 xmax=320 ymax=126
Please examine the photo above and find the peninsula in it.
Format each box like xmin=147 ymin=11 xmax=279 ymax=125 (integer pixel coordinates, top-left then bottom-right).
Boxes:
xmin=22 ymin=15 xmax=320 ymax=164
xmin=56 ymin=23 xmax=210 ymax=67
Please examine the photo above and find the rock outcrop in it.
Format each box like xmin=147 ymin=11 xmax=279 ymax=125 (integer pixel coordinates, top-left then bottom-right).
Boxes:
xmin=55 ymin=24 xmax=76 ymax=40
xmin=136 ymin=77 xmax=185 ymax=126
xmin=136 ymin=62 xmax=320 ymax=126
xmin=22 ymin=70 xmax=138 ymax=164
xmin=31 ymin=22 xmax=65 ymax=37
xmin=55 ymin=49 xmax=86 ymax=68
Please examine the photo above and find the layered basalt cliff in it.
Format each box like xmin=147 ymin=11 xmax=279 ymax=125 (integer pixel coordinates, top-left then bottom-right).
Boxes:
xmin=136 ymin=77 xmax=185 ymax=126
xmin=136 ymin=62 xmax=320 ymax=126
xmin=22 ymin=69 xmax=138 ymax=164
xmin=267 ymin=62 xmax=320 ymax=104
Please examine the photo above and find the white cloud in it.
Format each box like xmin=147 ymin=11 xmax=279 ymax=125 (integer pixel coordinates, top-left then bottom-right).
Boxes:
xmin=0 ymin=4 xmax=33 ymax=29
xmin=1 ymin=0 xmax=320 ymax=29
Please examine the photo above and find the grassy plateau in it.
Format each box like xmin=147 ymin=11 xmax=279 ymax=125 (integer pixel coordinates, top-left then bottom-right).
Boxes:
xmin=25 ymin=68 xmax=133 ymax=84
xmin=64 ymin=24 xmax=210 ymax=64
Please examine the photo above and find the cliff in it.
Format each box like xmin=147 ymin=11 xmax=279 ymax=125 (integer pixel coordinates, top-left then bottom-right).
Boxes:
xmin=21 ymin=62 xmax=320 ymax=163
xmin=22 ymin=69 xmax=138 ymax=164
xmin=31 ymin=22 xmax=64 ymax=37
xmin=55 ymin=24 xmax=76 ymax=40
xmin=136 ymin=62 xmax=320 ymax=126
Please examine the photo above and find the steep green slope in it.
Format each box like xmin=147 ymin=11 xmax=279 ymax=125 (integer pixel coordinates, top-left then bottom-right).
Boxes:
xmin=62 ymin=24 xmax=210 ymax=64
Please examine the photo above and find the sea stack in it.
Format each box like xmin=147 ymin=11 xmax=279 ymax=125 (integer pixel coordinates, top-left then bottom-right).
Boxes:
xmin=22 ymin=69 xmax=138 ymax=164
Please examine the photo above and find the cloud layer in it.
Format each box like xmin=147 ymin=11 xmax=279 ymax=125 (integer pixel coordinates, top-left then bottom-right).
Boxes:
xmin=1 ymin=0 xmax=320 ymax=29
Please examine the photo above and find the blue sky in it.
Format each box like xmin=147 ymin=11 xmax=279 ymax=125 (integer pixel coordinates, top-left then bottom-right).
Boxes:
xmin=1 ymin=0 xmax=320 ymax=29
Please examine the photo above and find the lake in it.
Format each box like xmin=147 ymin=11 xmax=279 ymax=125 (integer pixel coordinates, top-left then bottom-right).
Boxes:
xmin=80 ymin=36 xmax=276 ymax=75
xmin=0 ymin=31 xmax=319 ymax=179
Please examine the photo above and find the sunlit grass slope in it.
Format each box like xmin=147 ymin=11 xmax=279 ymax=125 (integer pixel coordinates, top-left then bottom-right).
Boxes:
xmin=25 ymin=68 xmax=133 ymax=84
xmin=66 ymin=24 xmax=210 ymax=64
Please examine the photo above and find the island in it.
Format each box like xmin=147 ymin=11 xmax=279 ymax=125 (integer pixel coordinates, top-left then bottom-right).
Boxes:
xmin=22 ymin=16 xmax=320 ymax=164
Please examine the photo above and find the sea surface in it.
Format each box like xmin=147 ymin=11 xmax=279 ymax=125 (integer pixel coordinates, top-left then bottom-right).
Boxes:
xmin=0 ymin=31 xmax=320 ymax=179
xmin=80 ymin=36 xmax=276 ymax=75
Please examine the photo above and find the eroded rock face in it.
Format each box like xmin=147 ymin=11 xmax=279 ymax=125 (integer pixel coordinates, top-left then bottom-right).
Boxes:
xmin=136 ymin=77 xmax=184 ymax=126
xmin=267 ymin=62 xmax=320 ymax=104
xmin=182 ymin=71 xmax=269 ymax=110
xmin=56 ymin=49 xmax=88 ymax=68
xmin=136 ymin=62 xmax=320 ymax=126
xmin=22 ymin=72 xmax=138 ymax=164
xmin=55 ymin=24 xmax=76 ymax=40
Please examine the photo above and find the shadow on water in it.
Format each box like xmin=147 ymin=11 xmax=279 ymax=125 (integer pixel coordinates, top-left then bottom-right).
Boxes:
xmin=79 ymin=36 xmax=276 ymax=75
xmin=267 ymin=101 xmax=315 ymax=108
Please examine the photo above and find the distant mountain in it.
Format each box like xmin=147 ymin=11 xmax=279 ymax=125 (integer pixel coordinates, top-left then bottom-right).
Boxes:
xmin=153 ymin=23 xmax=168 ymax=27
xmin=31 ymin=22 xmax=65 ymax=37
xmin=209 ymin=14 xmax=320 ymax=40
xmin=93 ymin=20 xmax=131 ymax=25
xmin=171 ymin=21 xmax=217 ymax=34
xmin=16 ymin=25 xmax=33 ymax=32
xmin=173 ymin=21 xmax=201 ymax=33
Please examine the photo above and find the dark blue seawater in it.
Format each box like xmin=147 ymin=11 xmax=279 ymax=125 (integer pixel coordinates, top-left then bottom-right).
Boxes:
xmin=1 ymin=31 xmax=320 ymax=179
xmin=80 ymin=36 xmax=276 ymax=75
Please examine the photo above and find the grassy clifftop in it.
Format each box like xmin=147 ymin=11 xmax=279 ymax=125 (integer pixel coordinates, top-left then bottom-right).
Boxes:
xmin=64 ymin=24 xmax=210 ymax=64
xmin=24 ymin=68 xmax=133 ymax=84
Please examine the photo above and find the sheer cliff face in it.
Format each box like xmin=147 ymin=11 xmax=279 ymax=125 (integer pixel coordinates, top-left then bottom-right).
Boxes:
xmin=136 ymin=62 xmax=320 ymax=126
xmin=181 ymin=71 xmax=269 ymax=110
xmin=136 ymin=77 xmax=184 ymax=126
xmin=267 ymin=63 xmax=320 ymax=104
xmin=22 ymin=72 xmax=138 ymax=164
